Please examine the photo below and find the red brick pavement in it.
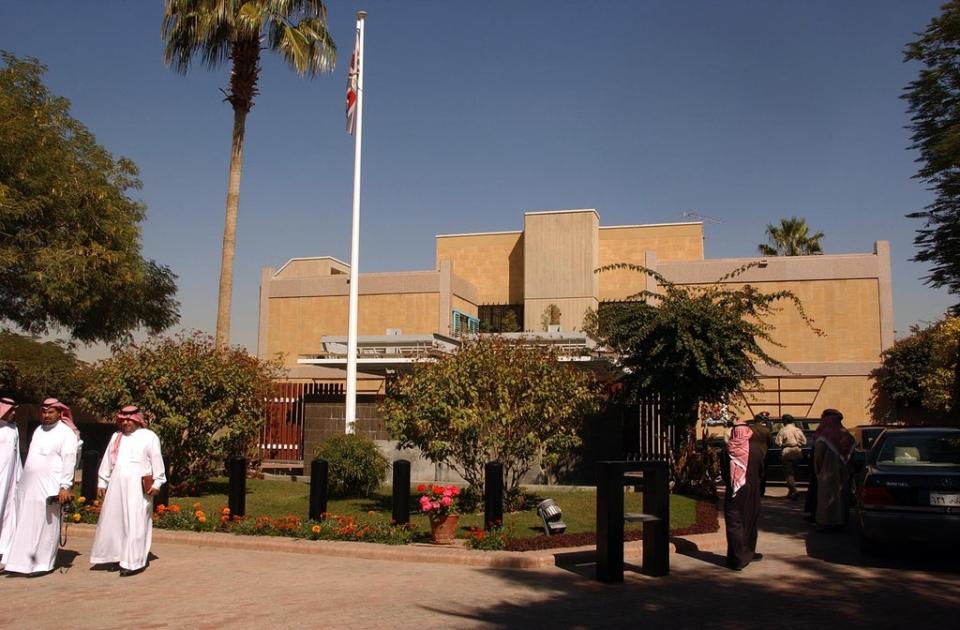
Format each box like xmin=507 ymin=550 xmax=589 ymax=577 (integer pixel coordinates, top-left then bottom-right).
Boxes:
xmin=2 ymin=487 xmax=958 ymax=629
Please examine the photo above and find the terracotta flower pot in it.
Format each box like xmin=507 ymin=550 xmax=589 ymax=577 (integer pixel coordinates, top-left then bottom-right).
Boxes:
xmin=429 ymin=513 xmax=460 ymax=544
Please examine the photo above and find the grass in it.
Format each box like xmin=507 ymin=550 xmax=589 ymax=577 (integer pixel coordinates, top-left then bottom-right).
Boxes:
xmin=169 ymin=478 xmax=699 ymax=539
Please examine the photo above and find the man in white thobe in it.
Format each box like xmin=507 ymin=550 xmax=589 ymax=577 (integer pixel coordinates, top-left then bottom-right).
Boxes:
xmin=90 ymin=405 xmax=165 ymax=576
xmin=2 ymin=398 xmax=79 ymax=575
xmin=0 ymin=397 xmax=22 ymax=559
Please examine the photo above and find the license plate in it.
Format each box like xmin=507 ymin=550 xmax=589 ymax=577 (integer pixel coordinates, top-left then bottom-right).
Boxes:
xmin=930 ymin=492 xmax=960 ymax=506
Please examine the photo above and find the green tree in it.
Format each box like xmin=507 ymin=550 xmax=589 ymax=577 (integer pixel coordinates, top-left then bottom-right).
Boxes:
xmin=0 ymin=330 xmax=89 ymax=403
xmin=904 ymin=2 xmax=960 ymax=308
xmin=873 ymin=317 xmax=959 ymax=422
xmin=758 ymin=217 xmax=824 ymax=256
xmin=381 ymin=336 xmax=602 ymax=498
xmin=162 ymin=0 xmax=336 ymax=348
xmin=83 ymin=332 xmax=285 ymax=492
xmin=540 ymin=304 xmax=561 ymax=331
xmin=591 ymin=263 xmax=821 ymax=432
xmin=0 ymin=53 xmax=179 ymax=344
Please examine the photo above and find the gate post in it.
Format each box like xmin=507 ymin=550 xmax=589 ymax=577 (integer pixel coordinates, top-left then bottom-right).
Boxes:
xmin=596 ymin=460 xmax=625 ymax=583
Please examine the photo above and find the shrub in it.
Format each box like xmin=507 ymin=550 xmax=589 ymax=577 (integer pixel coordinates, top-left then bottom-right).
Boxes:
xmin=315 ymin=433 xmax=389 ymax=498
xmin=465 ymin=524 xmax=510 ymax=551
xmin=83 ymin=331 xmax=284 ymax=493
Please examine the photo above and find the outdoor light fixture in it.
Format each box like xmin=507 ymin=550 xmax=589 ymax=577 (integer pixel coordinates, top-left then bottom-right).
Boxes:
xmin=537 ymin=498 xmax=567 ymax=536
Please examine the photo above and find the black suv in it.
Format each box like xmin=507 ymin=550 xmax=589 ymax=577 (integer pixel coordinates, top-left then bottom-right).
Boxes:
xmin=763 ymin=418 xmax=819 ymax=481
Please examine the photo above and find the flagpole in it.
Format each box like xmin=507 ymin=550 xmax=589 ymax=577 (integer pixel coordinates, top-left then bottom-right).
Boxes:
xmin=345 ymin=10 xmax=367 ymax=435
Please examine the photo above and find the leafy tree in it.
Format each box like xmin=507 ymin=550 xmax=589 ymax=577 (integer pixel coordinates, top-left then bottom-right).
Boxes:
xmin=83 ymin=332 xmax=285 ymax=493
xmin=590 ymin=263 xmax=821 ymax=433
xmin=0 ymin=52 xmax=179 ymax=344
xmin=757 ymin=217 xmax=824 ymax=256
xmin=903 ymin=3 xmax=960 ymax=308
xmin=540 ymin=304 xmax=561 ymax=331
xmin=162 ymin=0 xmax=336 ymax=348
xmin=500 ymin=309 xmax=521 ymax=333
xmin=0 ymin=330 xmax=88 ymax=403
xmin=381 ymin=336 xmax=602 ymax=498
xmin=874 ymin=317 xmax=959 ymax=421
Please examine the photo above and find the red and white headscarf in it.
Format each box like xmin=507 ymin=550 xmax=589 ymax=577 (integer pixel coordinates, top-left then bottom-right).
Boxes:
xmin=109 ymin=405 xmax=148 ymax=464
xmin=728 ymin=423 xmax=753 ymax=498
xmin=0 ymin=397 xmax=16 ymax=421
xmin=41 ymin=397 xmax=80 ymax=439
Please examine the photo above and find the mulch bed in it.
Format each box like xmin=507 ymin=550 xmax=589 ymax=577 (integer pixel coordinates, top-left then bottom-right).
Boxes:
xmin=504 ymin=497 xmax=720 ymax=552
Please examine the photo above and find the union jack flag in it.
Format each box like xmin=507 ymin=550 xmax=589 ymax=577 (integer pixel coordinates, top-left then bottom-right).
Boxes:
xmin=345 ymin=27 xmax=360 ymax=135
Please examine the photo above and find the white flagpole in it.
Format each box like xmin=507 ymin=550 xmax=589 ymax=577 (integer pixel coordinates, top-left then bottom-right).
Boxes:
xmin=345 ymin=10 xmax=367 ymax=434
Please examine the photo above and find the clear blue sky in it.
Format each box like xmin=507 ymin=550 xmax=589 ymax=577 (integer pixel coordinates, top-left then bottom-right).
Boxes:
xmin=1 ymin=1 xmax=954 ymax=359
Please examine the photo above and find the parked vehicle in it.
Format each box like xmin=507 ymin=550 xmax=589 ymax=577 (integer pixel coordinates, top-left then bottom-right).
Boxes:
xmin=764 ymin=418 xmax=819 ymax=482
xmin=855 ymin=427 xmax=960 ymax=554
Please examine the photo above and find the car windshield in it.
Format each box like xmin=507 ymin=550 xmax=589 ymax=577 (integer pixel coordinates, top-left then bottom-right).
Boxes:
xmin=876 ymin=433 xmax=960 ymax=467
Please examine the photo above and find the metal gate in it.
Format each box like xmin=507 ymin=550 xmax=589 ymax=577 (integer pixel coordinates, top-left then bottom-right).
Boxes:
xmin=259 ymin=382 xmax=344 ymax=462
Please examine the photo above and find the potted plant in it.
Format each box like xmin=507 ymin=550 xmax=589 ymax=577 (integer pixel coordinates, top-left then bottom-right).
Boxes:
xmin=418 ymin=484 xmax=461 ymax=544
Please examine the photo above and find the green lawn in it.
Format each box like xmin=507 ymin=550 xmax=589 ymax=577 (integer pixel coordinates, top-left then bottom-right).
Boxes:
xmin=170 ymin=478 xmax=698 ymax=538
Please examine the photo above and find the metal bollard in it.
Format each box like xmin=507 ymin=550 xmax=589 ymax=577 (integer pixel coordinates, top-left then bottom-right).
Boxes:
xmin=484 ymin=462 xmax=504 ymax=530
xmin=81 ymin=450 xmax=99 ymax=503
xmin=309 ymin=458 xmax=328 ymax=521
xmin=641 ymin=460 xmax=670 ymax=577
xmin=227 ymin=456 xmax=246 ymax=518
xmin=392 ymin=459 xmax=411 ymax=525
xmin=596 ymin=461 xmax=625 ymax=583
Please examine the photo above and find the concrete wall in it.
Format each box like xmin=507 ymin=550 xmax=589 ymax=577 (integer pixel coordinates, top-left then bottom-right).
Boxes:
xmin=597 ymin=223 xmax=704 ymax=301
xmin=435 ymin=231 xmax=524 ymax=304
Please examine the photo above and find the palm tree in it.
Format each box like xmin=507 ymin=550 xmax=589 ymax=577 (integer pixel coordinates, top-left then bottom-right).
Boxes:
xmin=758 ymin=217 xmax=825 ymax=256
xmin=162 ymin=0 xmax=336 ymax=348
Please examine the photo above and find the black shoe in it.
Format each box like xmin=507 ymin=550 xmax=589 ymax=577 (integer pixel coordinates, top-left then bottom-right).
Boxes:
xmin=753 ymin=553 xmax=764 ymax=561
xmin=118 ymin=567 xmax=143 ymax=577
xmin=107 ymin=563 xmax=121 ymax=572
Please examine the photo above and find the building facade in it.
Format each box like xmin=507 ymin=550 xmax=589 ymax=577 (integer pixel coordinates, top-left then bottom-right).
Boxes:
xmin=258 ymin=209 xmax=893 ymax=427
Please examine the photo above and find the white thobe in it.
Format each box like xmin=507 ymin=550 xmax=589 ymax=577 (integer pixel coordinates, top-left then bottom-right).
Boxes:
xmin=0 ymin=420 xmax=22 ymax=558
xmin=90 ymin=428 xmax=165 ymax=571
xmin=2 ymin=421 xmax=78 ymax=574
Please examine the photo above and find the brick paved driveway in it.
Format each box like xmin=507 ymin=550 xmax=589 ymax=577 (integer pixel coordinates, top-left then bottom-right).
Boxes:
xmin=2 ymin=487 xmax=958 ymax=629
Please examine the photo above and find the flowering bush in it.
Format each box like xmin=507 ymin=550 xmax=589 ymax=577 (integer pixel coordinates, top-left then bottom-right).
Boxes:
xmin=417 ymin=484 xmax=461 ymax=517
xmin=464 ymin=523 xmax=510 ymax=551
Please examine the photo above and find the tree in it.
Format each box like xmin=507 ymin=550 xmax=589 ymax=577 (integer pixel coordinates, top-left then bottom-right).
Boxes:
xmin=0 ymin=53 xmax=179 ymax=344
xmin=540 ymin=304 xmax=561 ymax=331
xmin=875 ymin=317 xmax=959 ymax=421
xmin=0 ymin=330 xmax=89 ymax=403
xmin=757 ymin=217 xmax=824 ymax=256
xmin=590 ymin=263 xmax=821 ymax=432
xmin=162 ymin=1 xmax=336 ymax=348
xmin=381 ymin=336 xmax=602 ymax=498
xmin=83 ymin=332 xmax=285 ymax=492
xmin=904 ymin=2 xmax=960 ymax=309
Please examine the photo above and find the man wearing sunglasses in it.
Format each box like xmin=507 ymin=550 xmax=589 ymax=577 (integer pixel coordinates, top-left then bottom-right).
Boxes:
xmin=0 ymin=398 xmax=21 ymax=560
xmin=89 ymin=405 xmax=166 ymax=577
xmin=2 ymin=398 xmax=79 ymax=575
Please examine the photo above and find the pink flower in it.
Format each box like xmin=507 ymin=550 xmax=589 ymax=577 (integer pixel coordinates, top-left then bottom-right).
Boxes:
xmin=450 ymin=486 xmax=461 ymax=496
xmin=431 ymin=501 xmax=441 ymax=510
xmin=442 ymin=488 xmax=453 ymax=497
xmin=441 ymin=496 xmax=452 ymax=507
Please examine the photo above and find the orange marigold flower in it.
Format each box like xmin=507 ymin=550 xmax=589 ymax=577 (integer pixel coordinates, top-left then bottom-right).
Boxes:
xmin=195 ymin=510 xmax=205 ymax=518
xmin=170 ymin=504 xmax=181 ymax=513
xmin=198 ymin=516 xmax=207 ymax=524
xmin=367 ymin=510 xmax=375 ymax=517
xmin=72 ymin=513 xmax=82 ymax=523
xmin=311 ymin=525 xmax=321 ymax=534
xmin=222 ymin=507 xmax=231 ymax=515
xmin=193 ymin=502 xmax=202 ymax=509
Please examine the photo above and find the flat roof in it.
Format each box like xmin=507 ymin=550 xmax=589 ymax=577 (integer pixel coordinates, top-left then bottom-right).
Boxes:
xmin=274 ymin=256 xmax=350 ymax=276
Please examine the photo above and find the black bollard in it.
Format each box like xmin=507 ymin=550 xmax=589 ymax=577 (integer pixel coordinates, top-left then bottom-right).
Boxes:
xmin=641 ymin=460 xmax=670 ymax=577
xmin=484 ymin=462 xmax=504 ymax=530
xmin=309 ymin=458 xmax=328 ymax=521
xmin=227 ymin=456 xmax=246 ymax=518
xmin=392 ymin=459 xmax=411 ymax=525
xmin=596 ymin=460 xmax=625 ymax=583
xmin=81 ymin=450 xmax=99 ymax=503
